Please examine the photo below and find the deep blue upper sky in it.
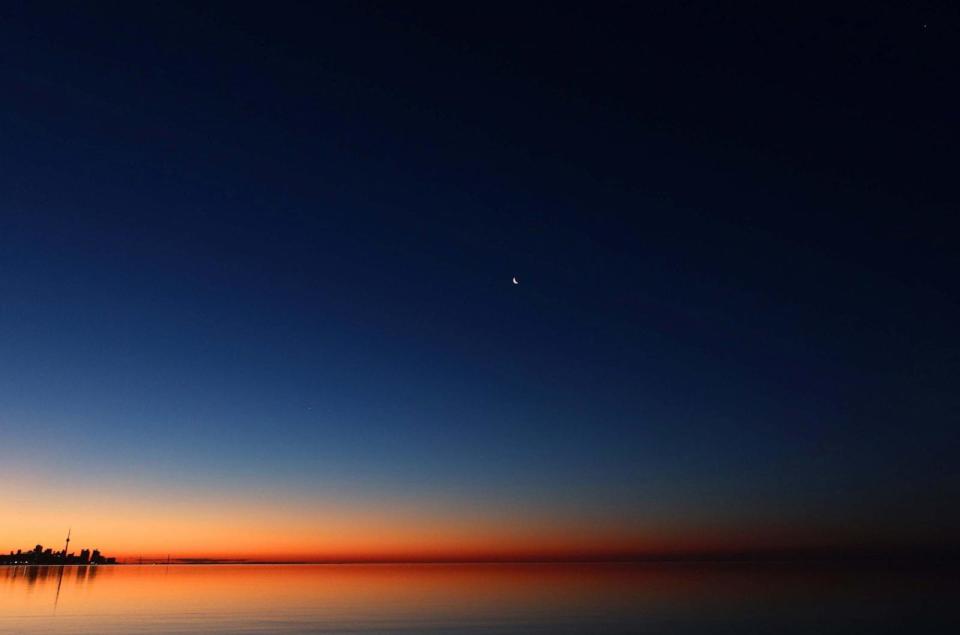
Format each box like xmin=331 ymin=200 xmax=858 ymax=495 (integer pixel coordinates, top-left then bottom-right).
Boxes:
xmin=1 ymin=2 xmax=957 ymax=547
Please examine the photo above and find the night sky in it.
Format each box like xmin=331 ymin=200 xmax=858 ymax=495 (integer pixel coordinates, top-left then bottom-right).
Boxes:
xmin=2 ymin=2 xmax=957 ymax=559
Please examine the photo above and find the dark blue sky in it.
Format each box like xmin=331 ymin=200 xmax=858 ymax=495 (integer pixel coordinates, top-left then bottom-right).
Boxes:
xmin=1 ymin=2 xmax=957 ymax=553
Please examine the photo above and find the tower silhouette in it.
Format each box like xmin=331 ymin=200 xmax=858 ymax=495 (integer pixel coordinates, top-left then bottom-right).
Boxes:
xmin=63 ymin=528 xmax=71 ymax=557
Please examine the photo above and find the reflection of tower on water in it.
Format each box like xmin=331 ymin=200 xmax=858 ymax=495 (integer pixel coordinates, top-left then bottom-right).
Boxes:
xmin=54 ymin=565 xmax=65 ymax=612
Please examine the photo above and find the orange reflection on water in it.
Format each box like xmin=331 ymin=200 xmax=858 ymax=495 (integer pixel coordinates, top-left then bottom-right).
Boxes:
xmin=1 ymin=562 xmax=956 ymax=634
xmin=3 ymin=563 xmax=650 ymax=618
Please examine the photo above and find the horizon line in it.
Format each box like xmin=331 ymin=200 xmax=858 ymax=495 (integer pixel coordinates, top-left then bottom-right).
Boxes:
xmin=8 ymin=542 xmax=960 ymax=566
xmin=101 ymin=546 xmax=960 ymax=566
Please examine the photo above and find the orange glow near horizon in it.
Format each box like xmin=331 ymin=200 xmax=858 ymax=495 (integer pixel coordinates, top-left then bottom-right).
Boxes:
xmin=0 ymin=470 xmax=890 ymax=562
xmin=0 ymin=470 xmax=655 ymax=561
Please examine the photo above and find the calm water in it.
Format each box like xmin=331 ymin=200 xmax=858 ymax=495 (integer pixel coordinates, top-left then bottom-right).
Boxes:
xmin=1 ymin=562 xmax=955 ymax=634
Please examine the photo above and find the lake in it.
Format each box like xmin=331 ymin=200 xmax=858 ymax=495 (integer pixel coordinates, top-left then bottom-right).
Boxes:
xmin=1 ymin=562 xmax=955 ymax=633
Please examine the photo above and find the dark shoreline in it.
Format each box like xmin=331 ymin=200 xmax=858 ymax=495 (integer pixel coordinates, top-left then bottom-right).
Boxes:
xmin=4 ymin=554 xmax=958 ymax=567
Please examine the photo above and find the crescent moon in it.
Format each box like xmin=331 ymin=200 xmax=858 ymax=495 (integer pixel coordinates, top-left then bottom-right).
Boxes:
xmin=512 ymin=277 xmax=519 ymax=285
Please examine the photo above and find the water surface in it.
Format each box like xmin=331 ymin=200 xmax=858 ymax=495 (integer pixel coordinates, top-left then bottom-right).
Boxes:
xmin=1 ymin=562 xmax=955 ymax=633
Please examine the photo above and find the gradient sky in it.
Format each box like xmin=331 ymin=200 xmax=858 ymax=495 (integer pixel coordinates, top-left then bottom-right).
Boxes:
xmin=1 ymin=2 xmax=958 ymax=559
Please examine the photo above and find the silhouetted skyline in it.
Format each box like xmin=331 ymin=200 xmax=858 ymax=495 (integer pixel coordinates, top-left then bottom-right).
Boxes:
xmin=1 ymin=542 xmax=114 ymax=566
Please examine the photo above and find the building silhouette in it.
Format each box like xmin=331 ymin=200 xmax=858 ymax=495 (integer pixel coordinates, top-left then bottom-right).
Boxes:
xmin=0 ymin=531 xmax=115 ymax=565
